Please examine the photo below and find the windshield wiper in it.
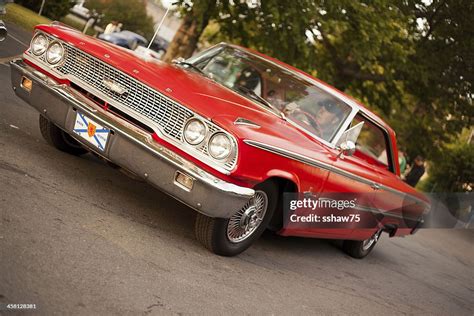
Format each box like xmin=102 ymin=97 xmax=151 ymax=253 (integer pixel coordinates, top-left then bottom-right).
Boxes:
xmin=173 ymin=60 xmax=208 ymax=77
xmin=235 ymin=85 xmax=285 ymax=119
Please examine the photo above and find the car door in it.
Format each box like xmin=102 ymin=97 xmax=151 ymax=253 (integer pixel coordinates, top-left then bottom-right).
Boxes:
xmin=345 ymin=113 xmax=407 ymax=231
xmin=322 ymin=113 xmax=383 ymax=237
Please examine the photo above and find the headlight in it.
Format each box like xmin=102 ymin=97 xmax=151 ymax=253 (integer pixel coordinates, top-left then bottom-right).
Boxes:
xmin=31 ymin=33 xmax=48 ymax=56
xmin=46 ymin=41 xmax=65 ymax=65
xmin=184 ymin=118 xmax=207 ymax=145
xmin=208 ymin=133 xmax=233 ymax=160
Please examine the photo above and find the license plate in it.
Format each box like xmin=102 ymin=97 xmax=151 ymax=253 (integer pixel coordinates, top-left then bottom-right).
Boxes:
xmin=73 ymin=112 xmax=109 ymax=151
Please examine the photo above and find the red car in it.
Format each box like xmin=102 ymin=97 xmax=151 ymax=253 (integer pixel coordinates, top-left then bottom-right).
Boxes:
xmin=10 ymin=24 xmax=430 ymax=258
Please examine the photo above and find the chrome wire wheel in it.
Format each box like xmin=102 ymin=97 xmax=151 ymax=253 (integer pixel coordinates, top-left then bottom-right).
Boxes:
xmin=226 ymin=191 xmax=268 ymax=243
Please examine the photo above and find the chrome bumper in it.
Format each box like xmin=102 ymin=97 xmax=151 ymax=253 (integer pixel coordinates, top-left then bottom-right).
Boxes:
xmin=10 ymin=59 xmax=254 ymax=218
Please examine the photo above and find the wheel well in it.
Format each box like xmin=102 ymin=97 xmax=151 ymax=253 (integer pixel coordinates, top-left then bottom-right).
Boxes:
xmin=262 ymin=177 xmax=298 ymax=232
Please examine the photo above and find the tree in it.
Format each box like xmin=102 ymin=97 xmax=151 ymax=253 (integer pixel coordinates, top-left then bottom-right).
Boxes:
xmin=164 ymin=0 xmax=315 ymax=67
xmin=162 ymin=0 xmax=217 ymax=63
xmin=394 ymin=0 xmax=473 ymax=159
xmin=87 ymin=0 xmax=155 ymax=38
xmin=421 ymin=129 xmax=474 ymax=192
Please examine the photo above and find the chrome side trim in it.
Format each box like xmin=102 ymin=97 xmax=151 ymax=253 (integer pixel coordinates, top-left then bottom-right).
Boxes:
xmin=244 ymin=139 xmax=430 ymax=208
xmin=378 ymin=184 xmax=430 ymax=209
xmin=354 ymin=205 xmax=417 ymax=221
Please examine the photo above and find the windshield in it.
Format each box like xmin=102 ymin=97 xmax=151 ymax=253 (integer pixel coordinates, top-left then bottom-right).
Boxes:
xmin=188 ymin=46 xmax=352 ymax=142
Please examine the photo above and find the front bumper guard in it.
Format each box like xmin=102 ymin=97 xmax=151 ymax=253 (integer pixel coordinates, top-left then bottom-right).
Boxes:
xmin=10 ymin=58 xmax=254 ymax=218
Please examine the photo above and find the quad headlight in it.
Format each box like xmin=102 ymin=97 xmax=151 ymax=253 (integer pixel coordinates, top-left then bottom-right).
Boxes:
xmin=184 ymin=117 xmax=236 ymax=165
xmin=184 ymin=118 xmax=207 ymax=145
xmin=45 ymin=41 xmax=65 ymax=65
xmin=208 ymin=133 xmax=233 ymax=160
xmin=31 ymin=33 xmax=49 ymax=56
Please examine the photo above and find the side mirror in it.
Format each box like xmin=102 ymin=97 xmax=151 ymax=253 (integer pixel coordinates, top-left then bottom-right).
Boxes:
xmin=337 ymin=121 xmax=364 ymax=147
xmin=0 ymin=21 xmax=7 ymax=42
xmin=338 ymin=140 xmax=356 ymax=157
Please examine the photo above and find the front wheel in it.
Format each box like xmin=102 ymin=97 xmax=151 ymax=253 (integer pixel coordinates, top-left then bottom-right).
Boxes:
xmin=194 ymin=181 xmax=277 ymax=256
xmin=342 ymin=229 xmax=382 ymax=259
xmin=39 ymin=115 xmax=88 ymax=156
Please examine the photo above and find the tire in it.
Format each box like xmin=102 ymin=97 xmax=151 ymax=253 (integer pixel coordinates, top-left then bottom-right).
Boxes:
xmin=195 ymin=181 xmax=278 ymax=256
xmin=39 ymin=114 xmax=88 ymax=156
xmin=342 ymin=229 xmax=382 ymax=259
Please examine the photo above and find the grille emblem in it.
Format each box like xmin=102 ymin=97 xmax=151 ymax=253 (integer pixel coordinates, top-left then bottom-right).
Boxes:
xmin=102 ymin=78 xmax=128 ymax=95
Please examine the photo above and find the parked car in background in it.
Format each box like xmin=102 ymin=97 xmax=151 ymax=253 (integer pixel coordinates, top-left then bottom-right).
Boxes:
xmin=10 ymin=24 xmax=430 ymax=258
xmin=98 ymin=30 xmax=147 ymax=50
xmin=0 ymin=20 xmax=6 ymax=41
xmin=0 ymin=0 xmax=11 ymax=41
xmin=70 ymin=3 xmax=91 ymax=20
xmin=149 ymin=36 xmax=169 ymax=56
xmin=119 ymin=30 xmax=148 ymax=47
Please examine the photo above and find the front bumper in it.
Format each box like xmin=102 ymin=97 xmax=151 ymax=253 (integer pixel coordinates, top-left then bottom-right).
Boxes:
xmin=10 ymin=58 xmax=254 ymax=218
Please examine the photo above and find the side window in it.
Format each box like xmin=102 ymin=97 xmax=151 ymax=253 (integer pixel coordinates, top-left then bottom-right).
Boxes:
xmin=350 ymin=114 xmax=394 ymax=172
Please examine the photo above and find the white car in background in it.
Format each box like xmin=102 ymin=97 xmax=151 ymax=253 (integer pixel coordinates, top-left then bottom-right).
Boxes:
xmin=70 ymin=4 xmax=91 ymax=20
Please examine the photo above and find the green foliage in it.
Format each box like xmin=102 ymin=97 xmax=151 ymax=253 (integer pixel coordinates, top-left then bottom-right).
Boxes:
xmin=422 ymin=130 xmax=474 ymax=192
xmin=394 ymin=0 xmax=474 ymax=159
xmin=3 ymin=3 xmax=52 ymax=31
xmin=87 ymin=0 xmax=154 ymax=38
xmin=15 ymin=0 xmax=72 ymax=20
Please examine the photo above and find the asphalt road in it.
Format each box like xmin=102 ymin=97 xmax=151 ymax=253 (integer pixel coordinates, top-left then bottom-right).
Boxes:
xmin=0 ymin=22 xmax=473 ymax=315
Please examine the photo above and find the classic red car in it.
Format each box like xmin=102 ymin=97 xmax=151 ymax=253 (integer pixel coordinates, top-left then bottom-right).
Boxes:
xmin=10 ymin=24 xmax=430 ymax=258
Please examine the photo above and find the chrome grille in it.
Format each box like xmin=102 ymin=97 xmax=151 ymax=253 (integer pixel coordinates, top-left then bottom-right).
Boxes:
xmin=56 ymin=44 xmax=193 ymax=141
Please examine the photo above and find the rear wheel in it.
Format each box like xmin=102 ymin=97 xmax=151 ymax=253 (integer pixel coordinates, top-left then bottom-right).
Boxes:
xmin=342 ymin=229 xmax=382 ymax=259
xmin=39 ymin=115 xmax=88 ymax=156
xmin=195 ymin=181 xmax=277 ymax=256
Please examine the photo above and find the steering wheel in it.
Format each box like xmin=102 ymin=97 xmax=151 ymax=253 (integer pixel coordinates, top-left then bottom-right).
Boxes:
xmin=290 ymin=109 xmax=322 ymax=136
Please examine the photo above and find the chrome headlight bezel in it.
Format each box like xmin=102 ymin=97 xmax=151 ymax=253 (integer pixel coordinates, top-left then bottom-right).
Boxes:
xmin=31 ymin=33 xmax=49 ymax=56
xmin=184 ymin=118 xmax=208 ymax=145
xmin=45 ymin=40 xmax=65 ymax=65
xmin=208 ymin=132 xmax=234 ymax=160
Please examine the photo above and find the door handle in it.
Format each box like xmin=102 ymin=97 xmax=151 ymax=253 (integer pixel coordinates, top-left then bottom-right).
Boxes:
xmin=371 ymin=183 xmax=381 ymax=190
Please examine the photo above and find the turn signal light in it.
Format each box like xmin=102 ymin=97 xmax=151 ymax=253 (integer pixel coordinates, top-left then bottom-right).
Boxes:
xmin=21 ymin=76 xmax=32 ymax=92
xmin=174 ymin=171 xmax=194 ymax=191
